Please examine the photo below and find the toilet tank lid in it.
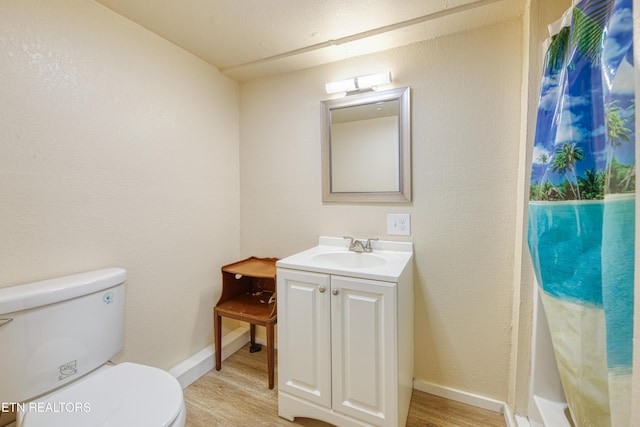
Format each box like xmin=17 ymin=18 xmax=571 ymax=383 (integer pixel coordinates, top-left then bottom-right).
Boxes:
xmin=0 ymin=268 xmax=126 ymax=315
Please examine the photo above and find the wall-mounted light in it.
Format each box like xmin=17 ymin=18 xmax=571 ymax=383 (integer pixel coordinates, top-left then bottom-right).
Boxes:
xmin=325 ymin=71 xmax=391 ymax=95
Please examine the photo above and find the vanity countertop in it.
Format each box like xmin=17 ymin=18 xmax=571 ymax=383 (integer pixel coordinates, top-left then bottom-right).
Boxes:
xmin=276 ymin=236 xmax=413 ymax=282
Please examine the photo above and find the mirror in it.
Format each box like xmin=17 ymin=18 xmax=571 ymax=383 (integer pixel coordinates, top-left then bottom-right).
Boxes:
xmin=321 ymin=86 xmax=411 ymax=203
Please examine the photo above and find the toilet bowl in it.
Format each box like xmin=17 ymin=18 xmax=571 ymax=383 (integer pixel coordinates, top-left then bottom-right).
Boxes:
xmin=0 ymin=268 xmax=187 ymax=427
xmin=15 ymin=363 xmax=186 ymax=427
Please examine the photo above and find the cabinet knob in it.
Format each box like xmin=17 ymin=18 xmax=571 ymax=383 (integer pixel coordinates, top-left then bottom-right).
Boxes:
xmin=332 ymin=289 xmax=339 ymax=296
xmin=319 ymin=286 xmax=325 ymax=293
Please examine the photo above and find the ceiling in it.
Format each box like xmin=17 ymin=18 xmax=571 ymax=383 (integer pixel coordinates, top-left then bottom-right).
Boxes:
xmin=93 ymin=0 xmax=526 ymax=82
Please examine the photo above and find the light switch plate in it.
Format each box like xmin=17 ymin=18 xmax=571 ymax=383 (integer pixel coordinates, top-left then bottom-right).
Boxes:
xmin=387 ymin=213 xmax=411 ymax=236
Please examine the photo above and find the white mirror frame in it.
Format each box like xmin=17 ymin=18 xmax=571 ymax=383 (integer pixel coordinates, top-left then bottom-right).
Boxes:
xmin=321 ymin=86 xmax=411 ymax=203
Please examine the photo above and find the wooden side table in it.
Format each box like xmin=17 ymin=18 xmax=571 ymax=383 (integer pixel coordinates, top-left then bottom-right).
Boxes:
xmin=214 ymin=257 xmax=278 ymax=389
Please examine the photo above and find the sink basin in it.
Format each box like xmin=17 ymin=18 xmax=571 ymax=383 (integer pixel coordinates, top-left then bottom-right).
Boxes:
xmin=277 ymin=237 xmax=413 ymax=281
xmin=311 ymin=251 xmax=388 ymax=269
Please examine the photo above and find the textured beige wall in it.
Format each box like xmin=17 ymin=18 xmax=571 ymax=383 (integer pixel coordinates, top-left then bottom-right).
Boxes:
xmin=0 ymin=0 xmax=240 ymax=369
xmin=240 ymin=19 xmax=523 ymax=401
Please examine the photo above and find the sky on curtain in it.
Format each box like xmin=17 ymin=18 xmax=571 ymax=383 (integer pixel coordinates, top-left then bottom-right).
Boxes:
xmin=530 ymin=0 xmax=634 ymax=190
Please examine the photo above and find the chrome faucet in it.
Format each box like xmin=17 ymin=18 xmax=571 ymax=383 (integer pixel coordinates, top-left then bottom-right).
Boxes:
xmin=343 ymin=236 xmax=378 ymax=253
xmin=365 ymin=237 xmax=378 ymax=252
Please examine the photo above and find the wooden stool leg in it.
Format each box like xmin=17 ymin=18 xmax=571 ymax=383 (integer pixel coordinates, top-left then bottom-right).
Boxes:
xmin=250 ymin=323 xmax=256 ymax=345
xmin=267 ymin=323 xmax=275 ymax=389
xmin=214 ymin=310 xmax=222 ymax=371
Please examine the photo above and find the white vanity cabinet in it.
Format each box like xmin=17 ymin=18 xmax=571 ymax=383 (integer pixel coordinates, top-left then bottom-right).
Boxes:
xmin=276 ymin=237 xmax=413 ymax=427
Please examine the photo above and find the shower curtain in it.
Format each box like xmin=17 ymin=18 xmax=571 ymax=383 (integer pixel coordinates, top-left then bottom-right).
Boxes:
xmin=527 ymin=0 xmax=635 ymax=426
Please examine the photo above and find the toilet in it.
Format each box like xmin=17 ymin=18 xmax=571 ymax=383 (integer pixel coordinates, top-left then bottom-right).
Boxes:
xmin=0 ymin=268 xmax=186 ymax=427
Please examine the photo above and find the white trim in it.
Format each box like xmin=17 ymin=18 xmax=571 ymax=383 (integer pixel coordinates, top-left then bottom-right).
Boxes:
xmin=503 ymin=405 xmax=531 ymax=427
xmin=515 ymin=414 xmax=531 ymax=427
xmin=412 ymin=378 xmax=505 ymax=413
xmin=504 ymin=405 xmax=516 ymax=427
xmin=168 ymin=325 xmax=250 ymax=388
xmin=533 ymin=396 xmax=571 ymax=427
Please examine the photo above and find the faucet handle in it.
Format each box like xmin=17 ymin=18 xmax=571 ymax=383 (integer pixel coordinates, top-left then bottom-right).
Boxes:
xmin=344 ymin=236 xmax=364 ymax=252
xmin=365 ymin=238 xmax=378 ymax=251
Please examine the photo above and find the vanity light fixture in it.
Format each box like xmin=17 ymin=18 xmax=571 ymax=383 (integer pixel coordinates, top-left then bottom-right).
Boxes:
xmin=325 ymin=71 xmax=391 ymax=95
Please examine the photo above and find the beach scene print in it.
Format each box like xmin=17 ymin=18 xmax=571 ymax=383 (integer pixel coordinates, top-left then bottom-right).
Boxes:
xmin=527 ymin=0 xmax=635 ymax=425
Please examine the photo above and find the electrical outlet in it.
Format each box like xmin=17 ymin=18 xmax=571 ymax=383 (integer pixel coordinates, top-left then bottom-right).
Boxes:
xmin=387 ymin=213 xmax=410 ymax=236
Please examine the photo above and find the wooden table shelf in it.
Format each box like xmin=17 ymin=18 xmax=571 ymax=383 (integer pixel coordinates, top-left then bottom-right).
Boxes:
xmin=214 ymin=257 xmax=278 ymax=389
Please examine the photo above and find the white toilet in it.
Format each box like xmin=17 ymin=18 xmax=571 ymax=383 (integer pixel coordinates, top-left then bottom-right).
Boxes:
xmin=0 ymin=268 xmax=186 ymax=427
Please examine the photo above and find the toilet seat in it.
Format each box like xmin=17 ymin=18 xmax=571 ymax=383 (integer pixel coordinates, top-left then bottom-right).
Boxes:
xmin=20 ymin=362 xmax=185 ymax=427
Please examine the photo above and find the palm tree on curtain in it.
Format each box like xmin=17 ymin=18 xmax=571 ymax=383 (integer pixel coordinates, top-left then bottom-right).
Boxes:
xmin=578 ymin=168 xmax=605 ymax=199
xmin=604 ymin=100 xmax=634 ymax=192
xmin=537 ymin=153 xmax=550 ymax=183
xmin=571 ymin=0 xmax=615 ymax=65
xmin=552 ymin=142 xmax=585 ymax=199
xmin=538 ymin=153 xmax=550 ymax=166
xmin=534 ymin=153 xmax=556 ymax=200
xmin=546 ymin=26 xmax=571 ymax=75
xmin=605 ymin=101 xmax=632 ymax=148
xmin=545 ymin=0 xmax=614 ymax=74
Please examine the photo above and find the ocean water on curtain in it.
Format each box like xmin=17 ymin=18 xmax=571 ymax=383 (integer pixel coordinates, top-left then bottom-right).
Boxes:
xmin=527 ymin=0 xmax=635 ymax=425
xmin=528 ymin=197 xmax=634 ymax=425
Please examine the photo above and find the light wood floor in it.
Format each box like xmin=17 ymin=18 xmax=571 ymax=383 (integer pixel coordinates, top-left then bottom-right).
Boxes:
xmin=183 ymin=343 xmax=506 ymax=427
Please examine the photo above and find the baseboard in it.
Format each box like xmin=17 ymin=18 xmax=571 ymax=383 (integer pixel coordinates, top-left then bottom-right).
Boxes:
xmin=516 ymin=414 xmax=531 ymax=427
xmin=170 ymin=337 xmax=517 ymax=421
xmin=169 ymin=325 xmax=250 ymax=388
xmin=412 ymin=378 xmax=505 ymax=413
xmin=503 ymin=404 xmax=531 ymax=427
xmin=504 ymin=405 xmax=516 ymax=427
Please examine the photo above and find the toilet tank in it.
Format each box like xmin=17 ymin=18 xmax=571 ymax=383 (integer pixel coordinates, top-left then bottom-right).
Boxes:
xmin=0 ymin=268 xmax=126 ymax=403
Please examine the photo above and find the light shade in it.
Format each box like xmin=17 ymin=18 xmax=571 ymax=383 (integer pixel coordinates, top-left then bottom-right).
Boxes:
xmin=325 ymin=71 xmax=392 ymax=95
xmin=356 ymin=71 xmax=391 ymax=90
xmin=325 ymin=78 xmax=357 ymax=94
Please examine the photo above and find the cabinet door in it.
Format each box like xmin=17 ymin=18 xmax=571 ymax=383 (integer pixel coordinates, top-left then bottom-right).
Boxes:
xmin=277 ymin=269 xmax=332 ymax=408
xmin=331 ymin=276 xmax=397 ymax=427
